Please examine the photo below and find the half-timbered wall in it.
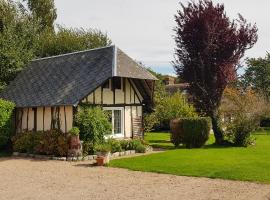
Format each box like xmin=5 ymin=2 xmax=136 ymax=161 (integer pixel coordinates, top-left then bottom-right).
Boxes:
xmin=81 ymin=77 xmax=143 ymax=138
xmin=16 ymin=106 xmax=73 ymax=133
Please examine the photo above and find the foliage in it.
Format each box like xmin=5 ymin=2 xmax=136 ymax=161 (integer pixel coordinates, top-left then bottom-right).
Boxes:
xmin=120 ymin=140 xmax=130 ymax=151
xmin=0 ymin=0 xmax=38 ymax=89
xmin=170 ymin=117 xmax=211 ymax=148
xmin=145 ymin=92 xmax=197 ymax=131
xmin=13 ymin=129 xmax=69 ymax=156
xmin=82 ymin=141 xmax=95 ymax=156
xmin=75 ymin=106 xmax=111 ymax=145
xmin=69 ymin=127 xmax=80 ymax=136
xmin=94 ymin=143 xmax=111 ymax=153
xmin=174 ymin=0 xmax=258 ymax=144
xmin=182 ymin=118 xmax=211 ymax=148
xmin=0 ymin=0 xmax=110 ymax=90
xmin=12 ymin=131 xmax=42 ymax=153
xmin=220 ymin=87 xmax=269 ymax=146
xmin=241 ymin=54 xmax=270 ymax=101
xmin=0 ymin=99 xmax=15 ymax=149
xmin=143 ymin=113 xmax=158 ymax=132
xmin=106 ymin=138 xmax=122 ymax=153
xmin=25 ymin=0 xmax=57 ymax=31
xmin=36 ymin=26 xmax=111 ymax=58
xmin=110 ymin=131 xmax=270 ymax=183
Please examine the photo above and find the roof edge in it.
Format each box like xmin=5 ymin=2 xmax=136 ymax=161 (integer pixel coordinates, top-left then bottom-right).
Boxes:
xmin=32 ymin=45 xmax=114 ymax=62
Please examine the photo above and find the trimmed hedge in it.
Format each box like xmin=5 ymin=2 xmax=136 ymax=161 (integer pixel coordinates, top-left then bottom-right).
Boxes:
xmin=170 ymin=117 xmax=211 ymax=148
xmin=0 ymin=99 xmax=15 ymax=149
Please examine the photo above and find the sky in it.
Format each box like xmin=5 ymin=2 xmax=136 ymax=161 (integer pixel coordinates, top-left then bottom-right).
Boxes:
xmin=55 ymin=0 xmax=270 ymax=75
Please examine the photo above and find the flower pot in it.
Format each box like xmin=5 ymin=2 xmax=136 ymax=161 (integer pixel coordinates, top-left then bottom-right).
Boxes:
xmin=96 ymin=151 xmax=110 ymax=163
xmin=96 ymin=156 xmax=106 ymax=166
xmin=70 ymin=135 xmax=80 ymax=147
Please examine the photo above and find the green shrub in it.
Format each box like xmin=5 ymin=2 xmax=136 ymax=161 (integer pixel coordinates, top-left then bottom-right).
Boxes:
xmin=106 ymin=138 xmax=122 ymax=153
xmin=135 ymin=143 xmax=146 ymax=153
xmin=69 ymin=127 xmax=80 ymax=136
xmin=120 ymin=140 xmax=130 ymax=151
xmin=144 ymin=92 xmax=197 ymax=131
xmin=12 ymin=131 xmax=42 ymax=153
xmin=75 ymin=106 xmax=111 ymax=144
xmin=0 ymin=99 xmax=15 ymax=149
xmin=95 ymin=143 xmax=111 ymax=153
xmin=170 ymin=117 xmax=211 ymax=148
xmin=182 ymin=117 xmax=211 ymax=148
xmin=226 ymin=118 xmax=256 ymax=147
xmin=82 ymin=141 xmax=95 ymax=156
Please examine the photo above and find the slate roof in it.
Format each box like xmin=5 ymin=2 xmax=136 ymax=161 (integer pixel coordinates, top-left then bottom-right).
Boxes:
xmin=0 ymin=45 xmax=157 ymax=108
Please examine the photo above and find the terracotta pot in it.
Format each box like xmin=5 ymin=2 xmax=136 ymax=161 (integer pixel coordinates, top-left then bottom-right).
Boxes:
xmin=96 ymin=156 xmax=106 ymax=166
xmin=70 ymin=135 xmax=80 ymax=147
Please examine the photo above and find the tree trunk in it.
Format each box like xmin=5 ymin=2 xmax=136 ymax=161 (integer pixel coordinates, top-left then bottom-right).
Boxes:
xmin=210 ymin=110 xmax=224 ymax=145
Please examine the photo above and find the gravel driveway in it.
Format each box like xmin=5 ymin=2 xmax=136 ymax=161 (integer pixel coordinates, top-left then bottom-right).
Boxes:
xmin=1 ymin=157 xmax=270 ymax=200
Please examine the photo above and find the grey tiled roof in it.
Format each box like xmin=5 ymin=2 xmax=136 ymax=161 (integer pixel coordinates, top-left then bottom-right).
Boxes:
xmin=0 ymin=45 xmax=157 ymax=107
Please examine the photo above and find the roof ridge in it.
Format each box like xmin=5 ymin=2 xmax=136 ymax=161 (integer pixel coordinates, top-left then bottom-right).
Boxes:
xmin=32 ymin=45 xmax=115 ymax=62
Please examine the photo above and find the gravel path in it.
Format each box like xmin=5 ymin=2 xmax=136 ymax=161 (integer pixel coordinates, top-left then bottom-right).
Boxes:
xmin=1 ymin=157 xmax=270 ymax=200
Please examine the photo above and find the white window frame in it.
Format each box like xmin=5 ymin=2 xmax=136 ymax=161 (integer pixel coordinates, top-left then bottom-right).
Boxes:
xmin=103 ymin=107 xmax=124 ymax=138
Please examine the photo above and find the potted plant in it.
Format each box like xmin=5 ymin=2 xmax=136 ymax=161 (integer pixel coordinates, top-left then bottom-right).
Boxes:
xmin=95 ymin=143 xmax=111 ymax=165
xmin=69 ymin=127 xmax=80 ymax=146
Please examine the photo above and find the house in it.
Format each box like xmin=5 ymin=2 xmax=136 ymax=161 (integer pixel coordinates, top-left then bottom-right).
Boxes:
xmin=0 ymin=45 xmax=157 ymax=138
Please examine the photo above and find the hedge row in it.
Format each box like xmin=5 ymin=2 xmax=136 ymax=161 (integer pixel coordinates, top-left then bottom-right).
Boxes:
xmin=170 ymin=117 xmax=211 ymax=148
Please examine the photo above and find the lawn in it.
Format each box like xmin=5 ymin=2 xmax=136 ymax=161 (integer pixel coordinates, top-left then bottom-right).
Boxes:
xmin=110 ymin=130 xmax=270 ymax=183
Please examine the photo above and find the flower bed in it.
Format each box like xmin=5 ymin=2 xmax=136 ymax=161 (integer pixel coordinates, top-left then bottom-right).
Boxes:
xmin=12 ymin=148 xmax=152 ymax=162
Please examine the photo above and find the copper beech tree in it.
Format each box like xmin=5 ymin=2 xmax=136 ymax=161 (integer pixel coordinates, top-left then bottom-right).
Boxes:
xmin=173 ymin=0 xmax=258 ymax=144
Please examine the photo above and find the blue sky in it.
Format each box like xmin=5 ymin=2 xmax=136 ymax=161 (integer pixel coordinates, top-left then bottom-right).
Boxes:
xmin=55 ymin=0 xmax=270 ymax=76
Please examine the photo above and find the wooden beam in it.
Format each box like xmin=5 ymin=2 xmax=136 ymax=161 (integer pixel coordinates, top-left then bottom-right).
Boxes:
xmin=123 ymin=78 xmax=126 ymax=104
xmin=43 ymin=107 xmax=45 ymax=132
xmin=26 ymin=108 xmax=29 ymax=131
xmin=34 ymin=107 xmax=37 ymax=131
xmin=20 ymin=108 xmax=23 ymax=133
xmin=64 ymin=106 xmax=67 ymax=133
xmin=101 ymin=86 xmax=103 ymax=105
xmin=93 ymin=91 xmax=95 ymax=105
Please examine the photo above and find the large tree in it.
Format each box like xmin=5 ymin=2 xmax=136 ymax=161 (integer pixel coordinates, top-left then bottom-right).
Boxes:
xmin=174 ymin=0 xmax=258 ymax=144
xmin=0 ymin=0 xmax=38 ymax=89
xmin=25 ymin=0 xmax=57 ymax=31
xmin=241 ymin=54 xmax=270 ymax=101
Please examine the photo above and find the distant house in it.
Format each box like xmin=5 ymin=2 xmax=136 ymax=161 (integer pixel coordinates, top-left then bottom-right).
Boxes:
xmin=163 ymin=76 xmax=189 ymax=96
xmin=0 ymin=45 xmax=157 ymax=138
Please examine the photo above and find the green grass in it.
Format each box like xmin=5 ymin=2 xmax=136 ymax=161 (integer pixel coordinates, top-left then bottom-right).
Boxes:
xmin=110 ymin=130 xmax=270 ymax=183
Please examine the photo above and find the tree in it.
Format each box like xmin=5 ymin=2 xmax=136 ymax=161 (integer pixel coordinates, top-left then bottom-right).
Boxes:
xmin=25 ymin=0 xmax=57 ymax=31
xmin=0 ymin=0 xmax=38 ymax=89
xmin=174 ymin=0 xmax=258 ymax=144
xmin=241 ymin=54 xmax=270 ymax=101
xmin=220 ymin=87 xmax=269 ymax=146
xmin=36 ymin=26 xmax=111 ymax=57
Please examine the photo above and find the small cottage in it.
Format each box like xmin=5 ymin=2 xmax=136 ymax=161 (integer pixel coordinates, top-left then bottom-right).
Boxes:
xmin=0 ymin=45 xmax=157 ymax=138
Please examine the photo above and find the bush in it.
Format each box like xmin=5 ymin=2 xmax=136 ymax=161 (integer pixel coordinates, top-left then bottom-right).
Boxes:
xmin=120 ymin=140 xmax=129 ymax=150
xmin=144 ymin=92 xmax=197 ymax=131
xmin=95 ymin=143 xmax=111 ymax=153
xmin=12 ymin=131 xmax=42 ymax=153
xmin=170 ymin=119 xmax=184 ymax=147
xmin=75 ymin=106 xmax=111 ymax=144
xmin=34 ymin=129 xmax=68 ymax=156
xmin=82 ymin=141 xmax=95 ymax=156
xmin=170 ymin=117 xmax=211 ymax=148
xmin=182 ymin=118 xmax=211 ymax=148
xmin=69 ymin=127 xmax=80 ymax=136
xmin=0 ymin=99 xmax=15 ymax=149
xmin=13 ymin=129 xmax=69 ymax=156
xmin=226 ymin=119 xmax=256 ymax=147
xmin=106 ymin=138 xmax=122 ymax=153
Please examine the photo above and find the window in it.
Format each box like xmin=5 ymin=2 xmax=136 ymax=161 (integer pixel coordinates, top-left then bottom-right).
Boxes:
xmin=103 ymin=107 xmax=124 ymax=137
xmin=102 ymin=79 xmax=110 ymax=89
xmin=113 ymin=77 xmax=122 ymax=90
